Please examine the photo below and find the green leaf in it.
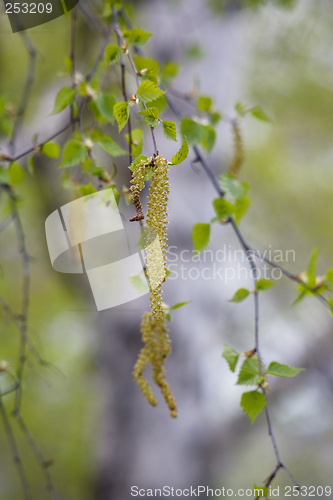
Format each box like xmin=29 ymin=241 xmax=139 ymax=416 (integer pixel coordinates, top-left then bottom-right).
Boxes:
xmin=9 ymin=162 xmax=24 ymax=184
xmin=220 ymin=173 xmax=248 ymax=201
xmin=197 ymin=95 xmax=213 ymax=113
xmin=249 ymin=105 xmax=271 ymax=122
xmin=51 ymin=87 xmax=76 ymax=115
xmin=307 ymin=248 xmax=319 ymax=277
xmin=192 ymin=223 xmax=210 ymax=252
xmin=161 ymin=61 xmax=179 ymax=83
xmin=166 ymin=312 xmax=172 ymax=322
xmin=229 ymin=288 xmax=250 ymax=303
xmin=292 ymin=289 xmax=307 ymax=307
xmin=201 ymin=124 xmax=216 ymax=153
xmin=95 ymin=93 xmax=116 ymax=122
xmin=210 ymin=111 xmax=222 ymax=125
xmin=161 ymin=120 xmax=177 ymax=141
xmin=0 ymin=166 xmax=10 ymax=183
xmin=237 ymin=357 xmax=263 ymax=386
xmin=139 ymin=107 xmax=159 ymax=127
xmin=222 ymin=345 xmax=239 ymax=372
xmin=170 ymin=301 xmax=191 ymax=310
xmin=124 ymin=28 xmax=153 ymax=46
xmin=98 ymin=136 xmax=126 ymax=157
xmin=129 ymin=274 xmax=148 ymax=293
xmin=147 ymin=95 xmax=168 ymax=114
xmin=212 ymin=198 xmax=235 ymax=221
xmin=41 ymin=141 xmax=60 ymax=159
xmin=79 ymin=183 xmax=97 ymax=197
xmin=267 ymin=362 xmax=303 ymax=378
xmin=27 ymin=156 xmax=35 ymax=175
xmin=125 ymin=128 xmax=143 ymax=157
xmin=326 ymin=268 xmax=333 ymax=285
xmin=256 ymin=279 xmax=276 ymax=291
xmin=253 ymin=485 xmax=269 ymax=497
xmin=136 ymin=80 xmax=166 ymax=104
xmin=134 ymin=55 xmax=160 ymax=76
xmin=234 ymin=194 xmax=251 ymax=223
xmin=60 ymin=140 xmax=88 ymax=168
xmin=240 ymin=390 xmax=266 ymax=423
xmin=180 ymin=117 xmax=206 ymax=145
xmin=170 ymin=137 xmax=189 ymax=165
xmin=129 ymin=155 xmax=148 ymax=172
xmin=113 ymin=102 xmax=130 ymax=132
xmin=105 ymin=44 xmax=123 ymax=65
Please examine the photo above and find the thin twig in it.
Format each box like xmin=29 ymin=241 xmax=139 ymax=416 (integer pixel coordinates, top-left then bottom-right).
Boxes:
xmin=0 ymin=399 xmax=32 ymax=500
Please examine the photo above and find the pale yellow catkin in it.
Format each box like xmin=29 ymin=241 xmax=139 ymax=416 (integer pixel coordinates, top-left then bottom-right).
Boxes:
xmin=228 ymin=121 xmax=244 ymax=179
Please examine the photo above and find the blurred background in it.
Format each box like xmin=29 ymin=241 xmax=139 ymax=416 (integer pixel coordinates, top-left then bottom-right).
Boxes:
xmin=1 ymin=0 xmax=333 ymax=498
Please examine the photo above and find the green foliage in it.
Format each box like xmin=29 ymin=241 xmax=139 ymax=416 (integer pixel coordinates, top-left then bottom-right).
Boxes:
xmin=60 ymin=140 xmax=88 ymax=168
xmin=136 ymin=80 xmax=166 ymax=104
xmin=235 ymin=102 xmax=271 ymax=122
xmin=161 ymin=121 xmax=177 ymax=141
xmin=192 ymin=223 xmax=210 ymax=252
xmin=201 ymin=124 xmax=216 ymax=153
xmin=161 ymin=61 xmax=179 ymax=84
xmin=124 ymin=28 xmax=153 ymax=46
xmin=129 ymin=154 xmax=148 ymax=172
xmin=51 ymin=87 xmax=76 ymax=115
xmin=9 ymin=162 xmax=24 ymax=184
xmin=98 ymin=136 xmax=126 ymax=157
xmin=240 ymin=390 xmax=266 ymax=423
xmin=180 ymin=117 xmax=206 ymax=146
xmin=139 ymin=107 xmax=159 ymax=127
xmin=222 ymin=345 xmax=239 ymax=372
xmin=220 ymin=173 xmax=251 ymax=223
xmin=170 ymin=137 xmax=189 ymax=165
xmin=256 ymin=278 xmax=276 ymax=291
xmin=113 ymin=102 xmax=130 ymax=131
xmin=229 ymin=288 xmax=250 ymax=303
xmin=130 ymin=274 xmax=148 ymax=293
xmin=267 ymin=362 xmax=303 ymax=378
xmin=237 ymin=357 xmax=263 ymax=386
xmin=170 ymin=301 xmax=191 ymax=310
xmin=95 ymin=93 xmax=116 ymax=122
xmin=197 ymin=95 xmax=213 ymax=113
xmin=212 ymin=198 xmax=235 ymax=221
xmin=105 ymin=44 xmax=123 ymax=65
xmin=125 ymin=128 xmax=144 ymax=157
xmin=41 ymin=141 xmax=60 ymax=159
xmin=79 ymin=183 xmax=97 ymax=196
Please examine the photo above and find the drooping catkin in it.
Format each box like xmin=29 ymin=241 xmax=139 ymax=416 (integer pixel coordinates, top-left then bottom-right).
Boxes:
xmin=130 ymin=155 xmax=177 ymax=417
xmin=228 ymin=120 xmax=244 ymax=179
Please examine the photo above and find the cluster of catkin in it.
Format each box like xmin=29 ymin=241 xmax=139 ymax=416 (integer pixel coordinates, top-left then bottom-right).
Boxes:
xmin=130 ymin=155 xmax=177 ymax=418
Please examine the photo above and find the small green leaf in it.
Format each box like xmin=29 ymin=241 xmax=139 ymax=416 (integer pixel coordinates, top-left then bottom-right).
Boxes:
xmin=253 ymin=485 xmax=269 ymax=497
xmin=161 ymin=61 xmax=179 ymax=83
xmin=0 ymin=166 xmax=10 ymax=183
xmin=79 ymin=183 xmax=97 ymax=196
xmin=162 ymin=120 xmax=177 ymax=141
xmin=125 ymin=128 xmax=143 ymax=157
xmin=213 ymin=198 xmax=235 ymax=221
xmin=234 ymin=194 xmax=251 ymax=223
xmin=170 ymin=137 xmax=189 ymax=165
xmin=124 ymin=28 xmax=153 ymax=46
xmin=60 ymin=140 xmax=88 ymax=168
xmin=180 ymin=117 xmax=206 ymax=145
xmin=136 ymin=80 xmax=166 ymax=104
xmin=147 ymin=95 xmax=168 ymax=114
xmin=220 ymin=173 xmax=248 ymax=201
xmin=326 ymin=268 xmax=333 ymax=285
xmin=292 ymin=289 xmax=307 ymax=307
xmin=170 ymin=301 xmax=191 ymax=310
xmin=237 ymin=357 xmax=263 ymax=386
xmin=129 ymin=155 xmax=148 ymax=172
xmin=249 ymin=105 xmax=271 ymax=122
xmin=51 ymin=87 xmax=76 ymax=115
xmin=201 ymin=124 xmax=216 ymax=153
xmin=229 ymin=288 xmax=250 ymax=303
xmin=113 ymin=102 xmax=130 ymax=132
xmin=139 ymin=107 xmax=159 ymax=127
xmin=222 ymin=345 xmax=239 ymax=372
xmin=134 ymin=55 xmax=160 ymax=76
xmin=95 ymin=93 xmax=116 ymax=123
xmin=9 ymin=162 xmax=24 ymax=184
xmin=41 ymin=141 xmax=60 ymax=159
xmin=129 ymin=274 xmax=148 ymax=293
xmin=197 ymin=95 xmax=213 ymax=113
xmin=240 ymin=390 xmax=266 ymax=423
xmin=27 ymin=156 xmax=35 ymax=175
xmin=256 ymin=279 xmax=276 ymax=291
xmin=98 ymin=136 xmax=126 ymax=157
xmin=267 ymin=362 xmax=303 ymax=378
xmin=192 ymin=223 xmax=210 ymax=252
xmin=307 ymin=248 xmax=319 ymax=277
xmin=105 ymin=44 xmax=123 ymax=65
